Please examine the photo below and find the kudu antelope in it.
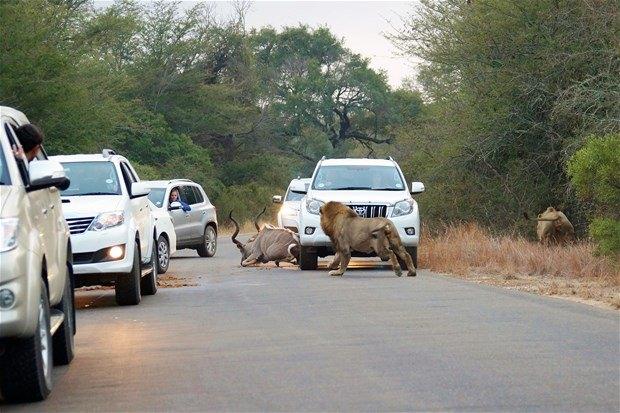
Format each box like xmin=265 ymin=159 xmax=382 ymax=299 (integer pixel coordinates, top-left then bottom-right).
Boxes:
xmin=229 ymin=209 xmax=300 ymax=267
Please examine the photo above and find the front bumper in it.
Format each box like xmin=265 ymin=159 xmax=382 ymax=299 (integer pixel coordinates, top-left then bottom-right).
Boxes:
xmin=299 ymin=212 xmax=420 ymax=248
xmin=0 ymin=247 xmax=41 ymax=338
xmin=70 ymin=225 xmax=135 ymax=276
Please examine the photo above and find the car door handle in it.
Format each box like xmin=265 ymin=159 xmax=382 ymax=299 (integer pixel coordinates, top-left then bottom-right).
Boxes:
xmin=201 ymin=211 xmax=206 ymax=215
xmin=50 ymin=204 xmax=55 ymax=210
xmin=42 ymin=208 xmax=48 ymax=215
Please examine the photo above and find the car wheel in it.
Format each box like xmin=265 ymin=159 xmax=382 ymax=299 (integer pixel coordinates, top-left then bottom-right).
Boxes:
xmin=115 ymin=244 xmax=141 ymax=306
xmin=299 ymin=246 xmax=318 ymax=270
xmin=52 ymin=270 xmax=75 ymax=365
xmin=197 ymin=225 xmax=217 ymax=257
xmin=0 ymin=279 xmax=53 ymax=402
xmin=156 ymin=235 xmax=170 ymax=274
xmin=141 ymin=241 xmax=158 ymax=296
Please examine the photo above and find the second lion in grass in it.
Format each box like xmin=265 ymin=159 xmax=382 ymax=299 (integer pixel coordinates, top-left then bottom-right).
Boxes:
xmin=319 ymin=201 xmax=416 ymax=277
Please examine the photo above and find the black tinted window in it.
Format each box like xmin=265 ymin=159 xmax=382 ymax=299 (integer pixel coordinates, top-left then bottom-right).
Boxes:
xmin=181 ymin=186 xmax=197 ymax=204
xmin=191 ymin=186 xmax=204 ymax=204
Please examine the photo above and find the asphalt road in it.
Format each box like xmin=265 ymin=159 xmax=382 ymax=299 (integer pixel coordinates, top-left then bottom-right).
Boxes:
xmin=3 ymin=237 xmax=619 ymax=412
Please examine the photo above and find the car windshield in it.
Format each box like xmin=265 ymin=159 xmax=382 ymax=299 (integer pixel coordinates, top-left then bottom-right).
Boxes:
xmin=60 ymin=161 xmax=121 ymax=196
xmin=286 ymin=189 xmax=305 ymax=201
xmin=312 ymin=165 xmax=405 ymax=191
xmin=147 ymin=188 xmax=166 ymax=208
xmin=0 ymin=143 xmax=10 ymax=186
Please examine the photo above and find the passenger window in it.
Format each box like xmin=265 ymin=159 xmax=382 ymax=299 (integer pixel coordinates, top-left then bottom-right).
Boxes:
xmin=119 ymin=162 xmax=135 ymax=193
xmin=181 ymin=186 xmax=198 ymax=205
xmin=3 ymin=123 xmax=28 ymax=185
xmin=191 ymin=186 xmax=204 ymax=204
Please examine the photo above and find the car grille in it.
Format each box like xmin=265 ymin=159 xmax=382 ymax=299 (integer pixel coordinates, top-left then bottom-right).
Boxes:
xmin=66 ymin=217 xmax=95 ymax=234
xmin=347 ymin=205 xmax=387 ymax=218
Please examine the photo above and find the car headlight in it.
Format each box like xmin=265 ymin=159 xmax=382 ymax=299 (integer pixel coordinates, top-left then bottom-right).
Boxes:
xmin=392 ymin=200 xmax=414 ymax=217
xmin=0 ymin=218 xmax=19 ymax=252
xmin=306 ymin=198 xmax=324 ymax=215
xmin=88 ymin=211 xmax=124 ymax=231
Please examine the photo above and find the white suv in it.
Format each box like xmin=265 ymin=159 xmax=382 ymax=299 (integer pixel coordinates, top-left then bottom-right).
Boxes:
xmin=273 ymin=177 xmax=311 ymax=232
xmin=0 ymin=107 xmax=75 ymax=401
xmin=51 ymin=151 xmax=157 ymax=305
xmin=296 ymin=157 xmax=425 ymax=270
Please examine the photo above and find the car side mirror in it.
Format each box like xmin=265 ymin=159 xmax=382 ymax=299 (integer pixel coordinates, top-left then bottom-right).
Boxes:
xmin=272 ymin=195 xmax=283 ymax=204
xmin=27 ymin=160 xmax=70 ymax=192
xmin=169 ymin=201 xmax=182 ymax=211
xmin=410 ymin=181 xmax=425 ymax=195
xmin=130 ymin=182 xmax=150 ymax=198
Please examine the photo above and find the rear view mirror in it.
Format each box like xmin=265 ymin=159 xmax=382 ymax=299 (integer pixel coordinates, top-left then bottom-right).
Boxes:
xmin=410 ymin=181 xmax=425 ymax=195
xmin=130 ymin=182 xmax=150 ymax=198
xmin=272 ymin=195 xmax=283 ymax=204
xmin=169 ymin=201 xmax=182 ymax=211
xmin=27 ymin=160 xmax=69 ymax=192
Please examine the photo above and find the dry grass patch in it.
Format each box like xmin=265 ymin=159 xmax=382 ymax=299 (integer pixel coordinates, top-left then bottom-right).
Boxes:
xmin=421 ymin=223 xmax=619 ymax=309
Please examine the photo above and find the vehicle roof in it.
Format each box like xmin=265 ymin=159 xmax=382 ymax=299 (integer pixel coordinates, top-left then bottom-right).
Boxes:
xmin=0 ymin=106 xmax=29 ymax=125
xmin=50 ymin=154 xmax=128 ymax=163
xmin=320 ymin=158 xmax=396 ymax=167
xmin=141 ymin=179 xmax=196 ymax=187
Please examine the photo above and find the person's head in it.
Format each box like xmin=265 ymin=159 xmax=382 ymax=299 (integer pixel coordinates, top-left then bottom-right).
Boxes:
xmin=169 ymin=188 xmax=180 ymax=203
xmin=15 ymin=124 xmax=44 ymax=161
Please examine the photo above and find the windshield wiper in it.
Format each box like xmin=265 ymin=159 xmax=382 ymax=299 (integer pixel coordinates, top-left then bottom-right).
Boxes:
xmin=333 ymin=186 xmax=372 ymax=190
xmin=76 ymin=192 xmax=119 ymax=196
xmin=372 ymin=187 xmax=404 ymax=191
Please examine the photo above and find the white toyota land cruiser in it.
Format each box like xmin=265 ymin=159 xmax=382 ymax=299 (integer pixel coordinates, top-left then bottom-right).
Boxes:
xmin=296 ymin=157 xmax=425 ymax=270
xmin=51 ymin=150 xmax=157 ymax=306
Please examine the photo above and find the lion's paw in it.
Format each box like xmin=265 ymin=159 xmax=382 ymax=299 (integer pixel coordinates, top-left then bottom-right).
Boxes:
xmin=329 ymin=270 xmax=343 ymax=276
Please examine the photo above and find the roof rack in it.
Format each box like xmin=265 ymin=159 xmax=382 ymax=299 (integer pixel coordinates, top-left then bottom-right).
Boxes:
xmin=168 ymin=179 xmax=193 ymax=183
xmin=387 ymin=156 xmax=394 ymax=161
xmin=102 ymin=149 xmax=116 ymax=158
xmin=320 ymin=156 xmax=326 ymax=161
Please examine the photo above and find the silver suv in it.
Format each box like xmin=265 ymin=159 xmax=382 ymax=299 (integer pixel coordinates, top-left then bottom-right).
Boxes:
xmin=143 ymin=180 xmax=218 ymax=257
xmin=0 ymin=107 xmax=75 ymax=402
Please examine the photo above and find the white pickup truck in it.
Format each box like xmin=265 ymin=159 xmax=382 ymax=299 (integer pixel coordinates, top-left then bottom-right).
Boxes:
xmin=296 ymin=157 xmax=425 ymax=270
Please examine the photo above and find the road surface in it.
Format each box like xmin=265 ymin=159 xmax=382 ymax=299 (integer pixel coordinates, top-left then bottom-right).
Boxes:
xmin=3 ymin=237 xmax=619 ymax=412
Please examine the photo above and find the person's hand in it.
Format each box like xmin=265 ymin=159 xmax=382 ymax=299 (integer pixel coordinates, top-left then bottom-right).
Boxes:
xmin=12 ymin=144 xmax=25 ymax=159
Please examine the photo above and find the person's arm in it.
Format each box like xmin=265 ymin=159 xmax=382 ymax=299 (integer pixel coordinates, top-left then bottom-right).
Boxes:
xmin=181 ymin=200 xmax=191 ymax=212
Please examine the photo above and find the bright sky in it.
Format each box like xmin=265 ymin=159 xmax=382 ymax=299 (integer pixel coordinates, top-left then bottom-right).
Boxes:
xmin=94 ymin=1 xmax=419 ymax=88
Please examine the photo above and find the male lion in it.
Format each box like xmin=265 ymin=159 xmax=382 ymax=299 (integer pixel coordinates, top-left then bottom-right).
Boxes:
xmin=319 ymin=201 xmax=416 ymax=277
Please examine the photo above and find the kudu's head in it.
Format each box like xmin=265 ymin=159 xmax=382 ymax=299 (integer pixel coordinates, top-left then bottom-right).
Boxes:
xmin=229 ymin=207 xmax=267 ymax=264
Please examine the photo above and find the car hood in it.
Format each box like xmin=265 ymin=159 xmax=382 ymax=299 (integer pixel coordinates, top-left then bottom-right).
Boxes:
xmin=60 ymin=195 xmax=124 ymax=218
xmin=0 ymin=186 xmax=22 ymax=217
xmin=307 ymin=190 xmax=411 ymax=205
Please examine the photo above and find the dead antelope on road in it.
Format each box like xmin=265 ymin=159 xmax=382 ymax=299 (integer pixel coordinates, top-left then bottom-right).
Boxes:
xmin=229 ymin=209 xmax=300 ymax=267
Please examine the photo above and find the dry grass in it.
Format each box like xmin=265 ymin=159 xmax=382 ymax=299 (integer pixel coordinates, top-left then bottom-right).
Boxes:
xmin=218 ymin=220 xmax=265 ymax=236
xmin=421 ymin=223 xmax=619 ymax=309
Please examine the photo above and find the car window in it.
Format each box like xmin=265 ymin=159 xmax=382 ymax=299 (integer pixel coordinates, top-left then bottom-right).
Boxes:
xmin=0 ymin=141 xmax=10 ymax=186
xmin=285 ymin=189 xmax=305 ymax=202
xmin=181 ymin=185 xmax=198 ymax=205
xmin=191 ymin=186 xmax=204 ymax=204
xmin=312 ymin=165 xmax=404 ymax=191
xmin=119 ymin=162 xmax=136 ymax=193
xmin=147 ymin=188 xmax=166 ymax=208
xmin=3 ymin=123 xmax=28 ymax=185
xmin=60 ymin=162 xmax=122 ymax=196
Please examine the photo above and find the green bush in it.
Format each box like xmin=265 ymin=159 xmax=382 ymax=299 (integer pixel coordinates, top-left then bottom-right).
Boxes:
xmin=568 ymin=133 xmax=620 ymax=256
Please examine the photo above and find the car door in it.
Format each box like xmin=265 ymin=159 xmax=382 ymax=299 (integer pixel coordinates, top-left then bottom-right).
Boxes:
xmin=168 ymin=185 xmax=192 ymax=245
xmin=120 ymin=162 xmax=149 ymax=260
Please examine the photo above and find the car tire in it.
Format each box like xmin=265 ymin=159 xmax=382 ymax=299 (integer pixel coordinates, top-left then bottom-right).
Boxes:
xmin=0 ymin=279 xmax=53 ymax=402
xmin=397 ymin=246 xmax=418 ymax=271
xmin=52 ymin=271 xmax=75 ymax=365
xmin=197 ymin=225 xmax=217 ymax=257
xmin=115 ymin=244 xmax=141 ymax=306
xmin=299 ymin=246 xmax=318 ymax=270
xmin=141 ymin=241 xmax=158 ymax=296
xmin=156 ymin=235 xmax=170 ymax=274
